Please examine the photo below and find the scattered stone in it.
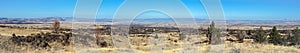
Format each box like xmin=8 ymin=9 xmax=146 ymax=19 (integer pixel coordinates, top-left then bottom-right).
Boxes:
xmin=10 ymin=32 xmax=72 ymax=48
xmin=101 ymin=41 xmax=107 ymax=47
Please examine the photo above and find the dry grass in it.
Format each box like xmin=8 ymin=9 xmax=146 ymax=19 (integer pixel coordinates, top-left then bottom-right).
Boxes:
xmin=0 ymin=23 xmax=300 ymax=53
xmin=0 ymin=28 xmax=51 ymax=36
xmin=71 ymin=32 xmax=300 ymax=53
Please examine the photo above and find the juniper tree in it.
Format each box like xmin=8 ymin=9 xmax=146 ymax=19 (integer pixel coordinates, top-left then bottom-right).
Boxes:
xmin=206 ymin=21 xmax=221 ymax=45
xmin=269 ymin=26 xmax=282 ymax=45
xmin=237 ymin=31 xmax=246 ymax=42
xmin=253 ymin=26 xmax=267 ymax=43
xmin=291 ymin=27 xmax=300 ymax=45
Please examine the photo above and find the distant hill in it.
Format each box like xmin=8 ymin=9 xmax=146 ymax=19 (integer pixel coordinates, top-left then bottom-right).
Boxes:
xmin=0 ymin=17 xmax=300 ymax=25
xmin=0 ymin=17 xmax=66 ymax=24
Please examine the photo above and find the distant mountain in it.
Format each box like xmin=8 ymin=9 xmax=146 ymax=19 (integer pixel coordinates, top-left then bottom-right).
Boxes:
xmin=0 ymin=17 xmax=66 ymax=24
xmin=0 ymin=17 xmax=300 ymax=25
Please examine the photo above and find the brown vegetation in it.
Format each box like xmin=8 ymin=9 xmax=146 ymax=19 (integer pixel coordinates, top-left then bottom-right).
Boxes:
xmin=53 ymin=18 xmax=60 ymax=33
xmin=94 ymin=25 xmax=108 ymax=47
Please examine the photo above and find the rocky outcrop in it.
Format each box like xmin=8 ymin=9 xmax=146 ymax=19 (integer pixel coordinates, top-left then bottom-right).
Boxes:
xmin=10 ymin=31 xmax=72 ymax=48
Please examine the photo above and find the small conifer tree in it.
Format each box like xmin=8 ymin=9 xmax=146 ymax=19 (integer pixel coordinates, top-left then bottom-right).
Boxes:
xmin=253 ymin=26 xmax=267 ymax=43
xmin=207 ymin=21 xmax=221 ymax=44
xmin=269 ymin=26 xmax=282 ymax=45
xmin=292 ymin=27 xmax=300 ymax=45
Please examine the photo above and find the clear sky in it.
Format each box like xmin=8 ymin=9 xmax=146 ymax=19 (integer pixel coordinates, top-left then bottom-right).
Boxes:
xmin=0 ymin=0 xmax=300 ymax=20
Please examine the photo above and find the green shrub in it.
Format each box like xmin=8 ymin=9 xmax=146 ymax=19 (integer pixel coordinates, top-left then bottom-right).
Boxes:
xmin=269 ymin=26 xmax=283 ymax=45
xmin=291 ymin=27 xmax=300 ymax=45
xmin=206 ymin=21 xmax=221 ymax=45
xmin=253 ymin=26 xmax=267 ymax=43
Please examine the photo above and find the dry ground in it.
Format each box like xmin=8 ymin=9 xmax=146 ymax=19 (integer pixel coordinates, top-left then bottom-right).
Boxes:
xmin=0 ymin=24 xmax=299 ymax=53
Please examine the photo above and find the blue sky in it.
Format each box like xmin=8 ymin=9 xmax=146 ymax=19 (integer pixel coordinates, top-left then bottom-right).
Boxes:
xmin=0 ymin=0 xmax=300 ymax=20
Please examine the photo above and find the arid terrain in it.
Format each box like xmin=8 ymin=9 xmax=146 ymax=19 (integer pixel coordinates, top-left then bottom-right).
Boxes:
xmin=0 ymin=19 xmax=300 ymax=53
